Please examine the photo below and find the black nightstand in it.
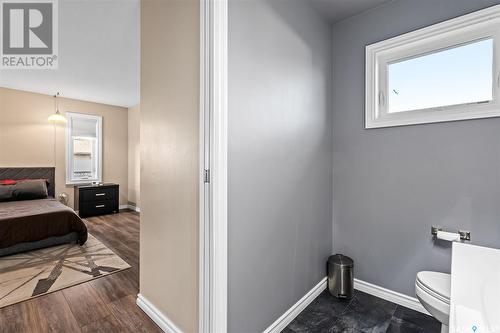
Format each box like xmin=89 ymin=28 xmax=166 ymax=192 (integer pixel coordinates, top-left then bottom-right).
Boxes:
xmin=74 ymin=183 xmax=119 ymax=218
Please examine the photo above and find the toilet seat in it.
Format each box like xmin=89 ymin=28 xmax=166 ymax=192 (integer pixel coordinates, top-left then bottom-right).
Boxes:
xmin=416 ymin=271 xmax=450 ymax=304
xmin=415 ymin=271 xmax=451 ymax=329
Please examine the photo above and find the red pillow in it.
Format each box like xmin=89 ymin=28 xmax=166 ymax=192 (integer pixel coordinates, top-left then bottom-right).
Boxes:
xmin=0 ymin=179 xmax=17 ymax=185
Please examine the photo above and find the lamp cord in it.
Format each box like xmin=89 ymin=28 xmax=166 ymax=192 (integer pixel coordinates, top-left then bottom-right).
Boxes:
xmin=53 ymin=122 xmax=57 ymax=167
xmin=53 ymin=92 xmax=59 ymax=168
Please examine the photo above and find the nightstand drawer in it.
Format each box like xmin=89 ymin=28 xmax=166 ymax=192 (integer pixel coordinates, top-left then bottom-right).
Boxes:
xmin=81 ymin=187 xmax=118 ymax=202
xmin=80 ymin=200 xmax=118 ymax=217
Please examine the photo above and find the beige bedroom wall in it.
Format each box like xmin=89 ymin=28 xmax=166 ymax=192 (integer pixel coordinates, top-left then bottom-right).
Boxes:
xmin=140 ymin=0 xmax=199 ymax=332
xmin=128 ymin=104 xmax=140 ymax=208
xmin=0 ymin=87 xmax=129 ymax=208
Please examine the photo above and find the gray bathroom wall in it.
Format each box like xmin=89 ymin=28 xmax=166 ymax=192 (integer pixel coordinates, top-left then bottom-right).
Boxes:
xmin=333 ymin=0 xmax=500 ymax=297
xmin=228 ymin=0 xmax=333 ymax=332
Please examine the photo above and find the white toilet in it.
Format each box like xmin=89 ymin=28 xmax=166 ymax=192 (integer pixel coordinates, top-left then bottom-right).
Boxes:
xmin=415 ymin=271 xmax=451 ymax=333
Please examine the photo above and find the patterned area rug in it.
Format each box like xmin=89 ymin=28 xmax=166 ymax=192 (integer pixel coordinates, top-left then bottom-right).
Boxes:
xmin=0 ymin=234 xmax=130 ymax=308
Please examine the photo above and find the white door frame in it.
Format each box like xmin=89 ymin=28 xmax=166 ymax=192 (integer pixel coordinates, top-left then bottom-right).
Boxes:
xmin=199 ymin=0 xmax=228 ymax=332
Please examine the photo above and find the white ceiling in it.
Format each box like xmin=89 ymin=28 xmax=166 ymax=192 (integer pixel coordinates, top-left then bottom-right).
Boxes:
xmin=0 ymin=0 xmax=140 ymax=108
xmin=0 ymin=0 xmax=389 ymax=107
xmin=309 ymin=0 xmax=392 ymax=22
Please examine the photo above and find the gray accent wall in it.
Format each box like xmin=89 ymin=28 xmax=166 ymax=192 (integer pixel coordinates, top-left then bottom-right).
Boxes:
xmin=333 ymin=0 xmax=500 ymax=297
xmin=228 ymin=0 xmax=333 ymax=331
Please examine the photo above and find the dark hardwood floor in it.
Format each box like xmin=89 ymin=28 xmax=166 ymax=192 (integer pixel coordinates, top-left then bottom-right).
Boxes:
xmin=0 ymin=211 xmax=162 ymax=333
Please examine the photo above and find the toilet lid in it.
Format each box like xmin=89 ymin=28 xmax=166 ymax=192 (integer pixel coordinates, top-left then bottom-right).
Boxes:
xmin=416 ymin=271 xmax=451 ymax=301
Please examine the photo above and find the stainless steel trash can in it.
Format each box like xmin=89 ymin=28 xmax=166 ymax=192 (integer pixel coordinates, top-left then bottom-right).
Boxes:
xmin=328 ymin=254 xmax=354 ymax=299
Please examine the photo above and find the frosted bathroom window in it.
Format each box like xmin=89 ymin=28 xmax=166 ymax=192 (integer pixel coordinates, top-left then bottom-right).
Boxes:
xmin=365 ymin=6 xmax=500 ymax=128
xmin=388 ymin=39 xmax=493 ymax=113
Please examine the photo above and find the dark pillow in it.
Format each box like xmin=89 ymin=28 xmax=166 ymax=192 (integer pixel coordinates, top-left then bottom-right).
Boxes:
xmin=0 ymin=179 xmax=49 ymax=202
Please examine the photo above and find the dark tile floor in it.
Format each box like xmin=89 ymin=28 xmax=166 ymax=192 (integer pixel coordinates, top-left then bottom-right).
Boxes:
xmin=283 ymin=290 xmax=441 ymax=333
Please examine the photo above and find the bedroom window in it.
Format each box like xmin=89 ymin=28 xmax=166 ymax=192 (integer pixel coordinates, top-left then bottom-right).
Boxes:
xmin=66 ymin=113 xmax=102 ymax=184
xmin=365 ymin=5 xmax=500 ymax=129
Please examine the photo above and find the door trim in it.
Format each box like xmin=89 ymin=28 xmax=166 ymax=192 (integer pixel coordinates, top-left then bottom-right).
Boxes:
xmin=199 ymin=0 xmax=228 ymax=332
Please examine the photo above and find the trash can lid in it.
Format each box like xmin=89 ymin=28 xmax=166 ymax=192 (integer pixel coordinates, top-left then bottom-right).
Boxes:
xmin=328 ymin=254 xmax=353 ymax=267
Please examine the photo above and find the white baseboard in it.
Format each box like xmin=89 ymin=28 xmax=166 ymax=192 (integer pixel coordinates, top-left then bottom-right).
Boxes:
xmin=136 ymin=279 xmax=427 ymax=333
xmin=136 ymin=294 xmax=183 ymax=333
xmin=129 ymin=204 xmax=140 ymax=212
xmin=354 ymin=278 xmax=430 ymax=315
xmin=119 ymin=204 xmax=141 ymax=212
xmin=263 ymin=277 xmax=327 ymax=333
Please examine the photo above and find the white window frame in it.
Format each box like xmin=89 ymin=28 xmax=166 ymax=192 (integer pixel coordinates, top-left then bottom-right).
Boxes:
xmin=366 ymin=5 xmax=500 ymax=129
xmin=66 ymin=112 xmax=103 ymax=185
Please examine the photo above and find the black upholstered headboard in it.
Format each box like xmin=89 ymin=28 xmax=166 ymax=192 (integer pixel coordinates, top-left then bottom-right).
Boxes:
xmin=0 ymin=167 xmax=56 ymax=198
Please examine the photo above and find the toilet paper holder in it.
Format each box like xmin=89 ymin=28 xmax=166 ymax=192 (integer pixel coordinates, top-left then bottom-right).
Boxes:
xmin=431 ymin=226 xmax=471 ymax=241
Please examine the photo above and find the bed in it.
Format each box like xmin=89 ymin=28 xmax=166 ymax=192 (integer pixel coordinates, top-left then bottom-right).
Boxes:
xmin=0 ymin=168 xmax=87 ymax=257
